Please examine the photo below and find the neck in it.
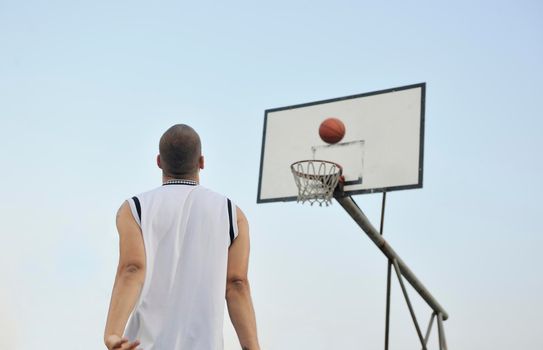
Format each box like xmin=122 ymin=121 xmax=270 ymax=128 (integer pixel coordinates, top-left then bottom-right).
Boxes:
xmin=162 ymin=173 xmax=199 ymax=184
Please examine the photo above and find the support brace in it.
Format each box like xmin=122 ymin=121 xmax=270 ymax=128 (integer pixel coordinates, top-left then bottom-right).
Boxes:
xmin=335 ymin=196 xmax=449 ymax=320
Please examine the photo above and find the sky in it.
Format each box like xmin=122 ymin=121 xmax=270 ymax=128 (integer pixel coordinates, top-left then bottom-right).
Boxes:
xmin=0 ymin=0 xmax=542 ymax=349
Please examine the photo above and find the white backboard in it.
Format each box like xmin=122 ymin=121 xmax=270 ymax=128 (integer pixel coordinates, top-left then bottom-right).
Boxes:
xmin=257 ymin=83 xmax=425 ymax=203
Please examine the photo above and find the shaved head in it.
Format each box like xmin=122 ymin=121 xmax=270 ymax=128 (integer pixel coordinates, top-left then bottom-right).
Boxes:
xmin=159 ymin=124 xmax=202 ymax=178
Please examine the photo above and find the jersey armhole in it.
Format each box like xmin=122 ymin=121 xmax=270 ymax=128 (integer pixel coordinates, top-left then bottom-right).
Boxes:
xmin=227 ymin=198 xmax=239 ymax=245
xmin=128 ymin=196 xmax=142 ymax=227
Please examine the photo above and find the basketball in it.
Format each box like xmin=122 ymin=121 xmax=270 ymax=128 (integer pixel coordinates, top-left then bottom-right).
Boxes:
xmin=319 ymin=118 xmax=345 ymax=144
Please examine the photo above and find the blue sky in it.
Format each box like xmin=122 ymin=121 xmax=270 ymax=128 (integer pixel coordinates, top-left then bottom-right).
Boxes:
xmin=0 ymin=1 xmax=542 ymax=349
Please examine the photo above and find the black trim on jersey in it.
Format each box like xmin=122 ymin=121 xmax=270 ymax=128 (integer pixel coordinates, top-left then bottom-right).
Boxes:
xmin=227 ymin=198 xmax=235 ymax=245
xmin=132 ymin=196 xmax=142 ymax=222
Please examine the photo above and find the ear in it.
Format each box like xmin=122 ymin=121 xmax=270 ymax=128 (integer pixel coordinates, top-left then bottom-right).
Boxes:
xmin=199 ymin=155 xmax=205 ymax=170
xmin=157 ymin=154 xmax=162 ymax=169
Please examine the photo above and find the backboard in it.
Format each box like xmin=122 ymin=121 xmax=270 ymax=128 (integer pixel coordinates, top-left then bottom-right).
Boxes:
xmin=257 ymin=83 xmax=425 ymax=203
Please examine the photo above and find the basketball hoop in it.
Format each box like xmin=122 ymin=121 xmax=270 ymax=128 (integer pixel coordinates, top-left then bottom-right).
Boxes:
xmin=290 ymin=160 xmax=343 ymax=206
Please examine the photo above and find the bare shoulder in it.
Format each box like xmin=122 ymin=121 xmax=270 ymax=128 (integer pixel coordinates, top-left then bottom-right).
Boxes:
xmin=236 ymin=206 xmax=248 ymax=225
xmin=116 ymin=201 xmax=130 ymax=219
xmin=115 ymin=200 xmax=139 ymax=232
xmin=228 ymin=206 xmax=250 ymax=280
xmin=114 ymin=200 xmax=145 ymax=270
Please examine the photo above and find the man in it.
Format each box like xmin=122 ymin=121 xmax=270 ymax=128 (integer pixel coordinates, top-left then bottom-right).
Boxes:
xmin=104 ymin=124 xmax=260 ymax=350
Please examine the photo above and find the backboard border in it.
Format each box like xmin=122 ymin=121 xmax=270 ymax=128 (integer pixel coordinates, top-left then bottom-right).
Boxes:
xmin=257 ymin=82 xmax=426 ymax=204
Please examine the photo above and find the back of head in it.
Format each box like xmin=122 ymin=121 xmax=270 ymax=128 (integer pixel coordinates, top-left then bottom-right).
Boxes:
xmin=159 ymin=124 xmax=201 ymax=178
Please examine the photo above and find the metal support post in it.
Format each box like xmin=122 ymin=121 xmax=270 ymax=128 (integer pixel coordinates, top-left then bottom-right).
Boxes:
xmin=379 ymin=192 xmax=392 ymax=350
xmin=437 ymin=313 xmax=448 ymax=350
xmin=423 ymin=313 xmax=436 ymax=348
xmin=334 ymin=195 xmax=448 ymax=320
xmin=392 ymin=259 xmax=427 ymax=350
xmin=379 ymin=192 xmax=387 ymax=234
xmin=384 ymin=260 xmax=392 ymax=350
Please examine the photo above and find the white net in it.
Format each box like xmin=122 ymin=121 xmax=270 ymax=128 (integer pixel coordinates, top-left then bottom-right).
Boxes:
xmin=290 ymin=160 xmax=342 ymax=206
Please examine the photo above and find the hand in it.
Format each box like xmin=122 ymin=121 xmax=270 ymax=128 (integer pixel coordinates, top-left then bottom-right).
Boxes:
xmin=105 ymin=334 xmax=141 ymax=350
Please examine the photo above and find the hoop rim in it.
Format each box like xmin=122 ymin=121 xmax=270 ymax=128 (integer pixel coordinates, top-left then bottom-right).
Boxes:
xmin=290 ymin=159 xmax=343 ymax=175
xmin=290 ymin=159 xmax=344 ymax=206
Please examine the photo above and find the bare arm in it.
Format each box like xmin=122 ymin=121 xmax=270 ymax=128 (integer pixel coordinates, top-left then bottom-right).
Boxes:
xmin=226 ymin=207 xmax=260 ymax=350
xmin=104 ymin=201 xmax=146 ymax=349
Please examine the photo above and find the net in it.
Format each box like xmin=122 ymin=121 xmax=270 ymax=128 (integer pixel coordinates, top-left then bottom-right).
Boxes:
xmin=290 ymin=160 xmax=343 ymax=206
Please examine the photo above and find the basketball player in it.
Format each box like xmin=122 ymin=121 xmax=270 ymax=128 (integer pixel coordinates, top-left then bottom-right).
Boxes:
xmin=104 ymin=124 xmax=260 ymax=350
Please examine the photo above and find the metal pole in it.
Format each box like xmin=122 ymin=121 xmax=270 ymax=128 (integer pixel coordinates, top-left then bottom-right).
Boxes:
xmin=392 ymin=259 xmax=427 ymax=350
xmin=384 ymin=260 xmax=392 ymax=350
xmin=423 ymin=313 xmax=436 ymax=348
xmin=379 ymin=192 xmax=387 ymax=234
xmin=437 ymin=313 xmax=448 ymax=350
xmin=335 ymin=195 xmax=449 ymax=320
xmin=380 ymin=192 xmax=392 ymax=350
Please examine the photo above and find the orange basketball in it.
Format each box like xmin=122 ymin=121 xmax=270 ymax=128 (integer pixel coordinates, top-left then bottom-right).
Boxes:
xmin=319 ymin=118 xmax=345 ymax=144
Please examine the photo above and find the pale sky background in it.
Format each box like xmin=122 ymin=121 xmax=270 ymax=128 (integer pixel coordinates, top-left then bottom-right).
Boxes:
xmin=1 ymin=1 xmax=542 ymax=349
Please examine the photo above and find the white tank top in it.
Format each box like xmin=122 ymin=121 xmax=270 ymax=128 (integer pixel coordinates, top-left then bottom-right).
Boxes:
xmin=123 ymin=182 xmax=238 ymax=350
